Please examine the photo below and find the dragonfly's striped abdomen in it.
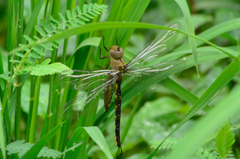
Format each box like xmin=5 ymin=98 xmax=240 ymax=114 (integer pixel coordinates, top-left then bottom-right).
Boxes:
xmin=115 ymin=73 xmax=123 ymax=155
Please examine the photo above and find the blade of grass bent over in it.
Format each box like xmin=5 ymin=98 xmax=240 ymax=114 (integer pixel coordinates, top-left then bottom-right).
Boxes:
xmin=175 ymin=0 xmax=199 ymax=75
xmin=148 ymin=59 xmax=240 ymax=158
xmin=166 ymin=85 xmax=240 ymax=159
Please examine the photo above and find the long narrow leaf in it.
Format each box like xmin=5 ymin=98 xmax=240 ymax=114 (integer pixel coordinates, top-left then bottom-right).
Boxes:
xmin=148 ymin=60 xmax=240 ymax=158
xmin=166 ymin=85 xmax=240 ymax=159
xmin=10 ymin=22 xmax=239 ymax=61
xmin=21 ymin=122 xmax=64 ymax=159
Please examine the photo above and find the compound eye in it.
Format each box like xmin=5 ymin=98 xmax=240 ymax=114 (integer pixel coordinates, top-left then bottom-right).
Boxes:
xmin=109 ymin=46 xmax=124 ymax=59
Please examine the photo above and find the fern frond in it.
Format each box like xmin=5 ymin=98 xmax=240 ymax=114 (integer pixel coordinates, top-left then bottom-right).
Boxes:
xmin=215 ymin=122 xmax=235 ymax=158
xmin=5 ymin=140 xmax=61 ymax=158
xmin=195 ymin=147 xmax=218 ymax=159
xmin=151 ymin=138 xmax=182 ymax=149
xmin=30 ymin=62 xmax=72 ymax=76
xmin=12 ymin=3 xmax=107 ymax=76
xmin=13 ymin=52 xmax=24 ymax=58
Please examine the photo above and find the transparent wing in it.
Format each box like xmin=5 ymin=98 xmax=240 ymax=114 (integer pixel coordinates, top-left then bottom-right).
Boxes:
xmin=58 ymin=69 xmax=118 ymax=90
xmin=126 ymin=60 xmax=185 ymax=77
xmin=57 ymin=70 xmax=119 ymax=119
xmin=121 ymin=60 xmax=186 ymax=99
xmin=127 ymin=22 xmax=180 ymax=68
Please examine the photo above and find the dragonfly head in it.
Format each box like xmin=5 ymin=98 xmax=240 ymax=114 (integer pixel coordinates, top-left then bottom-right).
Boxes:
xmin=109 ymin=45 xmax=124 ymax=59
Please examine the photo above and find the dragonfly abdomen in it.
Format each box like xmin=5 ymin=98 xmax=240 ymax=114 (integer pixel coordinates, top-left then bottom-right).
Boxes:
xmin=115 ymin=73 xmax=123 ymax=155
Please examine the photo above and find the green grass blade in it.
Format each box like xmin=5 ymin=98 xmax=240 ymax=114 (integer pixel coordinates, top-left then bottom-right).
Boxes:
xmin=175 ymin=0 xmax=199 ymax=74
xmin=28 ymin=76 xmax=42 ymax=143
xmin=96 ymin=0 xmax=150 ymax=67
xmin=148 ymin=60 xmax=240 ymax=158
xmin=10 ymin=22 xmax=239 ymax=61
xmin=177 ymin=18 xmax=240 ymax=51
xmin=121 ymin=92 xmax=144 ymax=145
xmin=0 ymin=102 xmax=6 ymax=159
xmin=84 ymin=127 xmax=113 ymax=159
xmin=23 ymin=0 xmax=45 ymax=43
xmin=166 ymin=85 xmax=240 ymax=159
xmin=64 ymin=126 xmax=113 ymax=159
xmin=160 ymin=78 xmax=211 ymax=110
xmin=94 ymin=46 xmax=238 ymax=127
xmin=21 ymin=122 xmax=64 ymax=159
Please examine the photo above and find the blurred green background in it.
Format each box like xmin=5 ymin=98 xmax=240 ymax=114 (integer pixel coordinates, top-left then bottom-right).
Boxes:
xmin=1 ymin=0 xmax=240 ymax=158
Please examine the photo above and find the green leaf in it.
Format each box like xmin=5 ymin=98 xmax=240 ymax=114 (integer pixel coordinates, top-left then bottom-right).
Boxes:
xmin=35 ymin=26 xmax=46 ymax=37
xmin=165 ymin=85 xmax=240 ymax=159
xmin=72 ymin=8 xmax=77 ymax=17
xmin=195 ymin=147 xmax=218 ymax=159
xmin=65 ymin=127 xmax=113 ymax=159
xmin=76 ymin=6 xmax=82 ymax=14
xmin=27 ymin=58 xmax=35 ymax=64
xmin=151 ymin=138 xmax=182 ymax=150
xmin=23 ymin=35 xmax=34 ymax=44
xmin=13 ymin=52 xmax=24 ymax=58
xmin=84 ymin=127 xmax=113 ymax=159
xmin=215 ymin=122 xmax=235 ymax=158
xmin=75 ymin=37 xmax=100 ymax=51
xmin=0 ymin=78 xmax=5 ymax=90
xmin=0 ymin=101 xmax=6 ymax=159
xmin=30 ymin=62 xmax=71 ymax=76
xmin=21 ymin=122 xmax=64 ymax=159
xmin=64 ymin=23 xmax=71 ymax=28
xmin=5 ymin=140 xmax=61 ymax=158
xmin=40 ymin=43 xmax=53 ymax=51
xmin=40 ymin=19 xmax=51 ymax=33
xmin=93 ymin=3 xmax=98 ymax=8
xmin=69 ymin=20 xmax=78 ymax=26
xmin=92 ymin=9 xmax=101 ymax=15
xmin=175 ymin=0 xmax=199 ymax=74
xmin=83 ymin=13 xmax=94 ymax=19
xmin=23 ymin=0 xmax=45 ymax=44
xmin=59 ymin=13 xmax=66 ymax=22
xmin=78 ymin=15 xmax=89 ymax=21
xmin=88 ymin=3 xmax=93 ymax=10
xmin=83 ymin=4 xmax=87 ymax=12
xmin=66 ymin=10 xmax=72 ymax=20
xmin=88 ymin=11 xmax=97 ymax=17
xmin=0 ymin=74 xmax=16 ymax=83
xmin=74 ymin=18 xmax=85 ymax=25
xmin=9 ymin=60 xmax=21 ymax=63
xmin=55 ymin=39 xmax=61 ymax=45
xmin=40 ymin=59 xmax=51 ymax=65
xmin=29 ymin=53 xmax=41 ymax=58
xmin=50 ymin=16 xmax=60 ymax=25
xmin=32 ymin=47 xmax=45 ymax=56
xmin=49 ymin=41 xmax=58 ymax=48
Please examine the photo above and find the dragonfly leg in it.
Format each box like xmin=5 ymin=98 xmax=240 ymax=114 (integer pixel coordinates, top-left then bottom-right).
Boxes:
xmin=99 ymin=46 xmax=110 ymax=59
xmin=118 ymin=148 xmax=123 ymax=156
xmin=106 ymin=60 xmax=110 ymax=68
xmin=102 ymin=36 xmax=109 ymax=52
xmin=95 ymin=58 xmax=110 ymax=69
xmin=95 ymin=65 xmax=105 ymax=69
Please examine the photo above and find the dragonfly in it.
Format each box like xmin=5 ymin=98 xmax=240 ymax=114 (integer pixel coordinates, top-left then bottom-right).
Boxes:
xmin=58 ymin=22 xmax=185 ymax=156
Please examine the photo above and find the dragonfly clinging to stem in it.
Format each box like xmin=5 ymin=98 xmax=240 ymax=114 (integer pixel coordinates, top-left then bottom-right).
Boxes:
xmin=58 ymin=22 xmax=185 ymax=156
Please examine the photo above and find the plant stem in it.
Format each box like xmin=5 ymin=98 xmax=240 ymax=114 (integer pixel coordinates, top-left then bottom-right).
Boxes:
xmin=15 ymin=75 xmax=22 ymax=140
xmin=29 ymin=76 xmax=42 ymax=143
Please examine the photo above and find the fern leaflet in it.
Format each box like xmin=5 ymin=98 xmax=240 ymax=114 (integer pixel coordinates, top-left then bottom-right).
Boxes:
xmin=6 ymin=140 xmax=61 ymax=158
xmin=11 ymin=3 xmax=107 ymax=76
xmin=215 ymin=122 xmax=235 ymax=158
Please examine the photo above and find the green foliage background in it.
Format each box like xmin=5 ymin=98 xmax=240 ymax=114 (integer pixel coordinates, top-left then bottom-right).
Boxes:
xmin=1 ymin=0 xmax=240 ymax=158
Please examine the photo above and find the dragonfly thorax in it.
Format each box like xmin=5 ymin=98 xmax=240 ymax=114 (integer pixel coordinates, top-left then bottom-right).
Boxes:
xmin=109 ymin=45 xmax=124 ymax=60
